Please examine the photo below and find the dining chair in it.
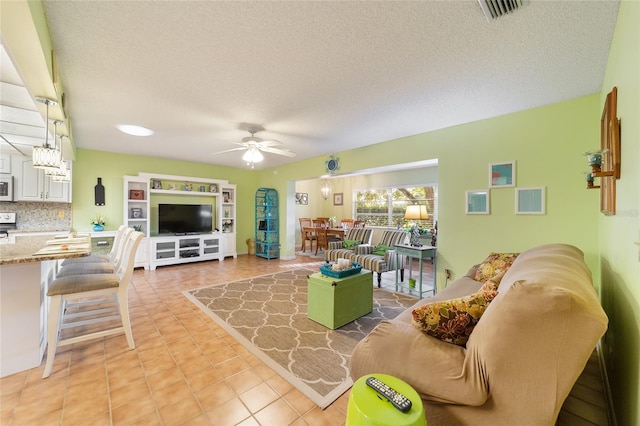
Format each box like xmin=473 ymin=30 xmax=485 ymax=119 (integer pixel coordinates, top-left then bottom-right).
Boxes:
xmin=314 ymin=228 xmax=329 ymax=255
xmin=42 ymin=231 xmax=144 ymax=378
xmin=353 ymin=220 xmax=366 ymax=228
xmin=340 ymin=218 xmax=354 ymax=229
xmin=312 ymin=219 xmax=327 ymax=228
xmin=299 ymin=218 xmax=314 ymax=252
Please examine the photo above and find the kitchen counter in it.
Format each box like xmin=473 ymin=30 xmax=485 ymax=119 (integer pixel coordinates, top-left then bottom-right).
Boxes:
xmin=0 ymin=234 xmax=91 ymax=265
xmin=0 ymin=234 xmax=95 ymax=377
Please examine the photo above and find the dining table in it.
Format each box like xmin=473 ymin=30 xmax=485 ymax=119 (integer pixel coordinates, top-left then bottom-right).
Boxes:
xmin=301 ymin=227 xmax=345 ymax=253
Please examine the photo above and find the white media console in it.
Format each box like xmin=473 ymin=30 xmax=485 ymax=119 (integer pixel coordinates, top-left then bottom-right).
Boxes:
xmin=150 ymin=234 xmax=222 ymax=270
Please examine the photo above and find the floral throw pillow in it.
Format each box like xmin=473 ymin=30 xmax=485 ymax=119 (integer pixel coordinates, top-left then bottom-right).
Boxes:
xmin=343 ymin=239 xmax=361 ymax=250
xmin=411 ymin=288 xmax=498 ymax=346
xmin=474 ymin=252 xmax=519 ymax=283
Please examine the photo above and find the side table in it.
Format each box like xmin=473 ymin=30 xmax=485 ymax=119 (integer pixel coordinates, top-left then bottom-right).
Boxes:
xmin=394 ymin=244 xmax=436 ymax=298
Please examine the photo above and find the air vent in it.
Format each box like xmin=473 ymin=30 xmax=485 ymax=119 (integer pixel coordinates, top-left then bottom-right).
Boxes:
xmin=478 ymin=0 xmax=526 ymax=21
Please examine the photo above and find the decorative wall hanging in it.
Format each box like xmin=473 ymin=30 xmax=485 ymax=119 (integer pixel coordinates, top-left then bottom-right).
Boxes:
xmin=489 ymin=161 xmax=516 ymax=188
xmin=333 ymin=193 xmax=343 ymax=206
xmin=94 ymin=177 xmax=105 ymax=206
xmin=295 ymin=192 xmax=308 ymax=205
xmin=515 ymin=187 xmax=546 ymax=214
xmin=325 ymin=155 xmax=340 ymax=175
xmin=584 ymin=86 xmax=621 ymax=215
xmin=465 ymin=190 xmax=490 ymax=214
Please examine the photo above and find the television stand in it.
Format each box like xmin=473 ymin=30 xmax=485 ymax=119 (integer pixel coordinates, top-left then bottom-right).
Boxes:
xmin=150 ymin=234 xmax=222 ymax=270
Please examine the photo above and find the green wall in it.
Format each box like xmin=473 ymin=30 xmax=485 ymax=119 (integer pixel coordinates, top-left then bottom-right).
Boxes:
xmin=599 ymin=1 xmax=640 ymax=424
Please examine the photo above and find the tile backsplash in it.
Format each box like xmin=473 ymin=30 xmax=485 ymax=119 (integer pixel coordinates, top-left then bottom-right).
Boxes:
xmin=0 ymin=201 xmax=72 ymax=231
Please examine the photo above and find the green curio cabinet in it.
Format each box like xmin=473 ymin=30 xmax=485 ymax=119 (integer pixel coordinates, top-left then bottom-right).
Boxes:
xmin=255 ymin=188 xmax=279 ymax=259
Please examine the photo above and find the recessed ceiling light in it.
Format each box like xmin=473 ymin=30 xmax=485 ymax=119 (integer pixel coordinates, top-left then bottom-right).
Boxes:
xmin=116 ymin=124 xmax=154 ymax=136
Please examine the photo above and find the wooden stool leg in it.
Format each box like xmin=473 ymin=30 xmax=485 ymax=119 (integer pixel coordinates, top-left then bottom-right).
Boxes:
xmin=42 ymin=295 xmax=63 ymax=378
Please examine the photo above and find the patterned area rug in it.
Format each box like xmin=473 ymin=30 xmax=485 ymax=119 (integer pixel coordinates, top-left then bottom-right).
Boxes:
xmin=183 ymin=268 xmax=417 ymax=408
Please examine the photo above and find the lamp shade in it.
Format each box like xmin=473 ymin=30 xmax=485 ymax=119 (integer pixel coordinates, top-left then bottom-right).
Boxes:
xmin=242 ymin=146 xmax=264 ymax=163
xmin=404 ymin=205 xmax=429 ymax=221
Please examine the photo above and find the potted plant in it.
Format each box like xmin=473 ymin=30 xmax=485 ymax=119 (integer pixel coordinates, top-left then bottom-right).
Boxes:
xmin=90 ymin=214 xmax=106 ymax=231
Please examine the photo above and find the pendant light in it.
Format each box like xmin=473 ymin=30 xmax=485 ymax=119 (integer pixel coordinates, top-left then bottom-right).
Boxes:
xmin=44 ymin=122 xmax=64 ymax=176
xmin=32 ymin=97 xmax=61 ymax=170
xmin=320 ymin=179 xmax=332 ymax=200
xmin=48 ymin=136 xmax=70 ymax=181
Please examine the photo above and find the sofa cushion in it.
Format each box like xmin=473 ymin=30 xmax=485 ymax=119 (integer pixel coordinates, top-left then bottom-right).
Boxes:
xmin=411 ymin=273 xmax=503 ymax=346
xmin=474 ymin=252 xmax=519 ymax=282
xmin=343 ymin=239 xmax=361 ymax=250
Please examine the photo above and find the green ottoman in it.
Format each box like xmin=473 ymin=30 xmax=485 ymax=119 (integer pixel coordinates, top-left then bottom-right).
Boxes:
xmin=347 ymin=374 xmax=426 ymax=425
xmin=307 ymin=270 xmax=373 ymax=329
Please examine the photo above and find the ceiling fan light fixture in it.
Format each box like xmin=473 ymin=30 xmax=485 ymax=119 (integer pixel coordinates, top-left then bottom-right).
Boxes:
xmin=242 ymin=145 xmax=264 ymax=168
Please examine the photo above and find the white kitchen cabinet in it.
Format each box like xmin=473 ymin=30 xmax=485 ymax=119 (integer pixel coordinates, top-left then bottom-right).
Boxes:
xmin=11 ymin=155 xmax=71 ymax=202
xmin=0 ymin=152 xmax=11 ymax=174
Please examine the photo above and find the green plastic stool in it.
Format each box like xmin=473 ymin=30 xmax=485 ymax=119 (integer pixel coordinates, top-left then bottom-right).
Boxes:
xmin=346 ymin=374 xmax=427 ymax=426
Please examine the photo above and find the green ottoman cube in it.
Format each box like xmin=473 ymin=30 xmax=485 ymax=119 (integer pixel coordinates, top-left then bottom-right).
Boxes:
xmin=307 ymin=270 xmax=373 ymax=329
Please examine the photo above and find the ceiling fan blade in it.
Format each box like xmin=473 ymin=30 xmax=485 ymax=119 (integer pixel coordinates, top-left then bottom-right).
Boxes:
xmin=259 ymin=146 xmax=297 ymax=157
xmin=257 ymin=139 xmax=282 ymax=147
xmin=210 ymin=147 xmax=247 ymax=155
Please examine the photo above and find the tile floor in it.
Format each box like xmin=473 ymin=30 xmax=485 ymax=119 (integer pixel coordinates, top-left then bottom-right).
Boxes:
xmin=0 ymin=253 xmax=430 ymax=426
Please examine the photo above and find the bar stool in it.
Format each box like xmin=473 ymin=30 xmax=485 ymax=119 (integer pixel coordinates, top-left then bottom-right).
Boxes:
xmin=55 ymin=228 xmax=134 ymax=277
xmin=42 ymin=231 xmax=144 ymax=378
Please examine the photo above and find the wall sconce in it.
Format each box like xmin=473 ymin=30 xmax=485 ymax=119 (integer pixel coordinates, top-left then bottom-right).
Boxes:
xmin=404 ymin=205 xmax=429 ymax=247
xmin=320 ymin=179 xmax=332 ymax=200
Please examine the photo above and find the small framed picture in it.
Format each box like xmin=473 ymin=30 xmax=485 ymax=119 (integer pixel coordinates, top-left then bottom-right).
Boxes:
xmin=489 ymin=161 xmax=516 ymax=188
xmin=465 ymin=190 xmax=490 ymax=214
xmin=222 ymin=191 xmax=231 ymax=203
xmin=130 ymin=207 xmax=143 ymax=219
xmin=515 ymin=187 xmax=546 ymax=214
xmin=295 ymin=192 xmax=308 ymax=205
xmin=151 ymin=179 xmax=162 ymax=190
xmin=333 ymin=193 xmax=343 ymax=206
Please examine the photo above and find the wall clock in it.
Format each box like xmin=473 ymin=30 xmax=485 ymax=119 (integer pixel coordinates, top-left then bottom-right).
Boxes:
xmin=325 ymin=155 xmax=340 ymax=175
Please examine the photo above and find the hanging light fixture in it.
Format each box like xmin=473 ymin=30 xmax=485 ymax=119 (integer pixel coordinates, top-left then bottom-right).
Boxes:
xmin=47 ymin=135 xmax=70 ymax=181
xmin=32 ymin=97 xmax=61 ymax=170
xmin=242 ymin=145 xmax=264 ymax=169
xmin=44 ymin=122 xmax=64 ymax=176
xmin=320 ymin=179 xmax=332 ymax=200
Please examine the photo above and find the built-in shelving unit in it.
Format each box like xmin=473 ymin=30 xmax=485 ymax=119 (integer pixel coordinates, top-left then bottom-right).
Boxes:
xmin=255 ymin=188 xmax=279 ymax=259
xmin=123 ymin=173 xmax=237 ymax=270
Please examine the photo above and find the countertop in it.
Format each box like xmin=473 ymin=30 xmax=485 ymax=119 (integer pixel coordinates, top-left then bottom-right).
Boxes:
xmin=0 ymin=235 xmax=91 ymax=265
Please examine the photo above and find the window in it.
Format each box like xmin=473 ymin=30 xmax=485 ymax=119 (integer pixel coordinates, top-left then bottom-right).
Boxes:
xmin=353 ymin=185 xmax=437 ymax=229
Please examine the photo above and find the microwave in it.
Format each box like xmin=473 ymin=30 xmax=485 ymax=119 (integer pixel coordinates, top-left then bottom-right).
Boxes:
xmin=0 ymin=176 xmax=14 ymax=201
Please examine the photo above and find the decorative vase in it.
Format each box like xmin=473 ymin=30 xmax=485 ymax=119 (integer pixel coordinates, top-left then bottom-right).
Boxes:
xmin=93 ymin=224 xmax=104 ymax=232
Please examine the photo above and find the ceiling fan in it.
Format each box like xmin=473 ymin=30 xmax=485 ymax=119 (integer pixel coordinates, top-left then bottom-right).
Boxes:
xmin=211 ymin=129 xmax=296 ymax=168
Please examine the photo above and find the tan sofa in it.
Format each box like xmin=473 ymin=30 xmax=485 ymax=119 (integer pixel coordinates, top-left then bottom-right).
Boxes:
xmin=349 ymin=243 xmax=608 ymax=425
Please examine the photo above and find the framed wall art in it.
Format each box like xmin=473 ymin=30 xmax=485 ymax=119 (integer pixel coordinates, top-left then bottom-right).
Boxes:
xmin=515 ymin=187 xmax=546 ymax=215
xmin=295 ymin=192 xmax=308 ymax=205
xmin=465 ymin=190 xmax=490 ymax=214
xmin=333 ymin=193 xmax=343 ymax=206
xmin=489 ymin=161 xmax=516 ymax=188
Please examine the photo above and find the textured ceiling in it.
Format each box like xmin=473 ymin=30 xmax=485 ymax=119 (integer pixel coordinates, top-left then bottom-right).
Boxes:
xmin=6 ymin=1 xmax=621 ymax=170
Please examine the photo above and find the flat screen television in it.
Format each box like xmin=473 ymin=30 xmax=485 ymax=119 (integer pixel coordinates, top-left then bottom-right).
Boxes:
xmin=158 ymin=204 xmax=213 ymax=235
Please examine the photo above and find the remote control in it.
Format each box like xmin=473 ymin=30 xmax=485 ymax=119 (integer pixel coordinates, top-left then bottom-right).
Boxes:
xmin=365 ymin=376 xmax=412 ymax=413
